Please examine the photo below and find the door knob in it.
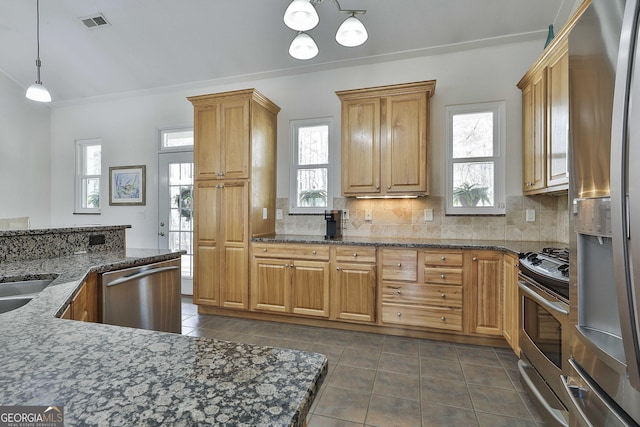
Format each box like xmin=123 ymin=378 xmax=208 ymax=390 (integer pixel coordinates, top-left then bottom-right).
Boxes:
xmin=158 ymin=232 xmax=165 ymax=236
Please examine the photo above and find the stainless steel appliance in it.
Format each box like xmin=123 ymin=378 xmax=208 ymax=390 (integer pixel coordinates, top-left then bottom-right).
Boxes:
xmin=562 ymin=0 xmax=640 ymax=425
xmin=101 ymin=258 xmax=182 ymax=333
xmin=518 ymin=247 xmax=571 ymax=427
xmin=324 ymin=209 xmax=343 ymax=240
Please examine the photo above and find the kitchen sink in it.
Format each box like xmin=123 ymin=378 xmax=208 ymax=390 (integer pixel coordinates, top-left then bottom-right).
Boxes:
xmin=0 ymin=277 xmax=57 ymax=314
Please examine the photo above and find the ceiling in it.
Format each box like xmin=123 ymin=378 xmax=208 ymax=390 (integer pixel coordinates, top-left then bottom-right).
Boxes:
xmin=0 ymin=0 xmax=576 ymax=104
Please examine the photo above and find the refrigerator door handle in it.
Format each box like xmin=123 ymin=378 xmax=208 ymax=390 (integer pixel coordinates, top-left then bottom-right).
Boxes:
xmin=105 ymin=266 xmax=180 ymax=287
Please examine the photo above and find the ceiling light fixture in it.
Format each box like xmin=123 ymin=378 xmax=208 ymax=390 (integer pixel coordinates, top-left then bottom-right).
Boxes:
xmin=25 ymin=0 xmax=51 ymax=103
xmin=284 ymin=0 xmax=367 ymax=60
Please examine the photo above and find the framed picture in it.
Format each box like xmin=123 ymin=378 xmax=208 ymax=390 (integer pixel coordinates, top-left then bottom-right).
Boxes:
xmin=109 ymin=165 xmax=146 ymax=206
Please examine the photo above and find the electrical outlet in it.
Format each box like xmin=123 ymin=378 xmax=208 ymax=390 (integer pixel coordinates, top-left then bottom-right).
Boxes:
xmin=526 ymin=209 xmax=536 ymax=222
xmin=276 ymin=209 xmax=283 ymax=220
xmin=424 ymin=208 xmax=433 ymax=222
xmin=365 ymin=210 xmax=372 ymax=221
xmin=343 ymin=209 xmax=349 ymax=220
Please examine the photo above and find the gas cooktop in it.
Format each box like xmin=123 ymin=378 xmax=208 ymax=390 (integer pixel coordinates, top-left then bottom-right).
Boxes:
xmin=519 ymin=247 xmax=569 ymax=299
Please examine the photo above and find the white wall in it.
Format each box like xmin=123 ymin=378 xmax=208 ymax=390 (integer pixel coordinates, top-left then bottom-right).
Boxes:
xmin=0 ymin=72 xmax=51 ymax=228
xmin=48 ymin=39 xmax=544 ymax=248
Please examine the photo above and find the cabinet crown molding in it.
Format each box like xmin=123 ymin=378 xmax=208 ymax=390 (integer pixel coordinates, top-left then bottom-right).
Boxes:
xmin=336 ymin=80 xmax=436 ymax=100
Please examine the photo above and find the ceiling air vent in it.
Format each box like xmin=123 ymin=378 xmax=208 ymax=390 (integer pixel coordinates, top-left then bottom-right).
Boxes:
xmin=81 ymin=14 xmax=110 ymax=29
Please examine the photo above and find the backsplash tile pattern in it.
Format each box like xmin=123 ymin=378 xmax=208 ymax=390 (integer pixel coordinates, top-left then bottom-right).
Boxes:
xmin=276 ymin=196 xmax=569 ymax=244
xmin=0 ymin=225 xmax=129 ymax=262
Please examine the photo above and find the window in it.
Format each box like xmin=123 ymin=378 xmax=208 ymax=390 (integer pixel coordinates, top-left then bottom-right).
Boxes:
xmin=75 ymin=139 xmax=102 ymax=214
xmin=160 ymin=128 xmax=194 ymax=151
xmin=289 ymin=118 xmax=333 ymax=214
xmin=445 ymin=102 xmax=505 ymax=215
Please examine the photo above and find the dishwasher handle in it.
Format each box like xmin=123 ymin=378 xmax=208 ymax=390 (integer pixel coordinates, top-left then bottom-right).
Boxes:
xmin=105 ymin=266 xmax=180 ymax=288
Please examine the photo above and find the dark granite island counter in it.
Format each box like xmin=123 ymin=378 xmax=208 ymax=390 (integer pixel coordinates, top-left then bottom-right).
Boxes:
xmin=0 ymin=228 xmax=327 ymax=426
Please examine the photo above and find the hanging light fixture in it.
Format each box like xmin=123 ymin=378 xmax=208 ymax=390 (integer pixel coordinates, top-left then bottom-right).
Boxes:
xmin=284 ymin=0 xmax=367 ymax=60
xmin=289 ymin=32 xmax=319 ymax=60
xmin=284 ymin=0 xmax=319 ymax=32
xmin=336 ymin=13 xmax=368 ymax=47
xmin=25 ymin=0 xmax=51 ymax=103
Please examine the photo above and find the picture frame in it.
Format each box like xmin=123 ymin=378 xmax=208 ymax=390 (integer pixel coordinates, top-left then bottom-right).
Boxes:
xmin=109 ymin=165 xmax=146 ymax=206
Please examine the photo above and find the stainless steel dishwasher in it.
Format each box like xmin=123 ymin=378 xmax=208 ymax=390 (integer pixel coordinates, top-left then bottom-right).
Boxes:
xmin=101 ymin=258 xmax=181 ymax=333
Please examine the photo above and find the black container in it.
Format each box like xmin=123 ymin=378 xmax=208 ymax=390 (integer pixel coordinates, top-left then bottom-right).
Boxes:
xmin=324 ymin=210 xmax=343 ymax=240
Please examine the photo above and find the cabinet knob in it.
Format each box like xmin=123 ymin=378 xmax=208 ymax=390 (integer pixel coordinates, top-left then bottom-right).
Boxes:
xmin=473 ymin=257 xmax=477 ymax=261
xmin=353 ymin=253 xmax=358 ymax=257
xmin=312 ymin=250 xmax=316 ymax=255
xmin=440 ymin=274 xmax=445 ymax=279
xmin=396 ymin=290 xmax=401 ymax=295
xmin=441 ymin=256 xmax=446 ymax=260
xmin=397 ymin=312 xmax=402 ymax=317
xmin=397 ymin=263 xmax=402 ymax=267
xmin=336 ymin=267 xmax=341 ymax=271
xmin=262 ymin=248 xmax=267 ymax=252
xmin=441 ymin=293 xmax=446 ymax=299
xmin=387 ymin=185 xmax=392 ymax=190
xmin=441 ymin=316 xmax=446 ymax=321
xmin=376 ymin=185 xmax=380 ymax=189
xmin=285 ymin=263 xmax=289 ymax=267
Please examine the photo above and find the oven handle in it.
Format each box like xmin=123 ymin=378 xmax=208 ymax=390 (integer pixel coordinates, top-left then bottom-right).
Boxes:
xmin=518 ymin=281 xmax=569 ymax=316
xmin=518 ymin=360 xmax=568 ymax=427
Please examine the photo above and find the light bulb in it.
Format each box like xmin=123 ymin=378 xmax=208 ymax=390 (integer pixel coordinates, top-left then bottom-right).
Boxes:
xmin=26 ymin=82 xmax=51 ymax=103
xmin=336 ymin=15 xmax=368 ymax=47
xmin=289 ymin=32 xmax=319 ymax=60
xmin=284 ymin=0 xmax=319 ymax=31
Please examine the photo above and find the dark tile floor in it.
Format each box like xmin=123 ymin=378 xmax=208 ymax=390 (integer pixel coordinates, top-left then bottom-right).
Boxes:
xmin=181 ymin=297 xmax=547 ymax=427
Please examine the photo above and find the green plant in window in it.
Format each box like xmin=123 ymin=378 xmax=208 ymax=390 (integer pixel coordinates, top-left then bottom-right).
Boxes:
xmin=174 ymin=187 xmax=193 ymax=221
xmin=453 ymin=183 xmax=490 ymax=207
xmin=87 ymin=192 xmax=100 ymax=208
xmin=298 ymin=189 xmax=327 ymax=207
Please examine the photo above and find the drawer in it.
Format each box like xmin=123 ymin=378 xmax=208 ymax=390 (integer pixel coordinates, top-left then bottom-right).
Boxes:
xmin=424 ymin=267 xmax=463 ymax=285
xmin=335 ymin=246 xmax=376 ymax=263
xmin=381 ymin=304 xmax=463 ymax=331
xmin=252 ymin=243 xmax=330 ymax=261
xmin=382 ymin=283 xmax=462 ymax=308
xmin=381 ymin=249 xmax=418 ymax=282
xmin=424 ymin=251 xmax=463 ymax=267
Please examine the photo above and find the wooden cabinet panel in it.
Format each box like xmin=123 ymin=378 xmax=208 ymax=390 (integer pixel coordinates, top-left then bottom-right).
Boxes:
xmin=547 ymin=44 xmax=569 ymax=188
xmin=337 ymin=81 xmax=435 ymax=197
xmin=380 ymin=249 xmax=417 ymax=282
xmin=220 ymin=99 xmax=250 ymax=179
xmin=252 ymin=243 xmax=329 ymax=261
xmin=291 ymin=260 xmax=330 ymax=318
xmin=335 ymin=246 xmax=376 ymax=263
xmin=424 ymin=267 xmax=463 ymax=285
xmin=503 ymin=253 xmax=520 ymax=355
xmin=522 ymin=70 xmax=547 ymax=193
xmin=382 ymin=282 xmax=462 ymax=308
xmin=467 ymin=251 xmax=503 ymax=336
xmin=424 ymin=251 xmax=463 ymax=267
xmin=381 ymin=304 xmax=462 ymax=331
xmin=332 ymin=262 xmax=376 ymax=323
xmin=195 ymin=245 xmax=219 ymax=306
xmin=251 ymin=258 xmax=289 ymax=313
xmin=70 ymin=272 xmax=98 ymax=322
xmin=194 ymin=104 xmax=220 ymax=180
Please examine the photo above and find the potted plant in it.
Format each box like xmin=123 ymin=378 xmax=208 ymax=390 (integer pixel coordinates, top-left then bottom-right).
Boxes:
xmin=453 ymin=183 xmax=490 ymax=207
xmin=298 ymin=189 xmax=327 ymax=207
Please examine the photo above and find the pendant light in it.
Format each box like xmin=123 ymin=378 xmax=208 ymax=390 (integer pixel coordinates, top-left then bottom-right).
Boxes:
xmin=25 ymin=0 xmax=51 ymax=103
xmin=336 ymin=13 xmax=368 ymax=47
xmin=289 ymin=32 xmax=319 ymax=60
xmin=284 ymin=0 xmax=319 ymax=32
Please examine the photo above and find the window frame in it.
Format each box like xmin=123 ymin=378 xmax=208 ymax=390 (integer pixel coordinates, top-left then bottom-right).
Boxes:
xmin=158 ymin=126 xmax=194 ymax=153
xmin=74 ymin=138 xmax=102 ymax=214
xmin=445 ymin=101 xmax=506 ymax=215
xmin=288 ymin=117 xmax=334 ymax=215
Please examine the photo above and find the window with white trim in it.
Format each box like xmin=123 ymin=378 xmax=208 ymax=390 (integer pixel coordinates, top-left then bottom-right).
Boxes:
xmin=289 ymin=118 xmax=333 ymax=214
xmin=445 ymin=102 xmax=505 ymax=215
xmin=75 ymin=139 xmax=102 ymax=214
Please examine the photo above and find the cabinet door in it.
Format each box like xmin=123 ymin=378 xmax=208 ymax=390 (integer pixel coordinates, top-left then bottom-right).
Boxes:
xmin=251 ymin=258 xmax=289 ymax=313
xmin=220 ymin=99 xmax=250 ymax=179
xmin=547 ymin=44 xmax=569 ymax=189
xmin=194 ymin=104 xmax=221 ymax=180
xmin=522 ymin=71 xmax=546 ymax=193
xmin=291 ymin=260 xmax=330 ymax=318
xmin=194 ymin=181 xmax=221 ymax=306
xmin=332 ymin=262 xmax=376 ymax=323
xmin=220 ymin=181 xmax=248 ymax=309
xmin=341 ymin=98 xmax=381 ymax=195
xmin=382 ymin=92 xmax=428 ymax=193
xmin=72 ymin=272 xmax=97 ymax=322
xmin=467 ymin=251 xmax=503 ymax=336
xmin=503 ymin=253 xmax=520 ymax=355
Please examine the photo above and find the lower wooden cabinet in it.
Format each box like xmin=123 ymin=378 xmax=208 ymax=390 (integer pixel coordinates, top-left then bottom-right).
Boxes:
xmin=251 ymin=244 xmax=330 ymax=318
xmin=331 ymin=246 xmax=377 ymax=323
xmin=503 ymin=253 xmax=521 ymax=355
xmin=466 ymin=250 xmax=503 ymax=336
xmin=61 ymin=272 xmax=98 ymax=322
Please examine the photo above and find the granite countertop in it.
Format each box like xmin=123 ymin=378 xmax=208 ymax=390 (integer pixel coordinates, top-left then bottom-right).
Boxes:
xmin=252 ymin=234 xmax=568 ymax=254
xmin=0 ymin=249 xmax=327 ymax=426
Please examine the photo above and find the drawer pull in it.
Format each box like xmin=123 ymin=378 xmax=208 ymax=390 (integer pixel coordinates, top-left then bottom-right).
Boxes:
xmin=262 ymin=248 xmax=267 ymax=252
xmin=353 ymin=253 xmax=358 ymax=257
xmin=440 ymin=274 xmax=445 ymax=279
xmin=441 ymin=316 xmax=446 ymax=321
xmin=285 ymin=263 xmax=290 ymax=267
xmin=441 ymin=293 xmax=446 ymax=299
xmin=473 ymin=257 xmax=477 ymax=261
xmin=397 ymin=263 xmax=402 ymax=267
xmin=396 ymin=290 xmax=401 ymax=295
xmin=312 ymin=250 xmax=316 ymax=255
xmin=397 ymin=312 xmax=402 ymax=317
xmin=441 ymin=256 xmax=446 ymax=260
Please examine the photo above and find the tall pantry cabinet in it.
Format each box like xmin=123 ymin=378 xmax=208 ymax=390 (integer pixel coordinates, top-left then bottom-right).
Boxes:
xmin=188 ymin=89 xmax=280 ymax=310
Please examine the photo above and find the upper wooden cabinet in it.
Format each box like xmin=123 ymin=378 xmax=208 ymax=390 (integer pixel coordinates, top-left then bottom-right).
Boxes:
xmin=336 ymin=81 xmax=436 ymax=197
xmin=519 ymin=37 xmax=569 ymax=194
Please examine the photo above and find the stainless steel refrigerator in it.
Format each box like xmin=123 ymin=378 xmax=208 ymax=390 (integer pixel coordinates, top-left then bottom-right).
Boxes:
xmin=565 ymin=0 xmax=640 ymax=425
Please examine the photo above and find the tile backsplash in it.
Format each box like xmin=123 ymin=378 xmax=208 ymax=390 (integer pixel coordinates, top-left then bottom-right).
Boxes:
xmin=276 ymin=195 xmax=569 ymax=243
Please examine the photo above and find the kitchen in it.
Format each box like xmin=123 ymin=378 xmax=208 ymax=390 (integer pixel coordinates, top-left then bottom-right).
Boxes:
xmin=1 ymin=0 xmax=637 ymax=426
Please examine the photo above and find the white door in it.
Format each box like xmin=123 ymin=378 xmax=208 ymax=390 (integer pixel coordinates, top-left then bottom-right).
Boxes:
xmin=158 ymin=150 xmax=194 ymax=295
